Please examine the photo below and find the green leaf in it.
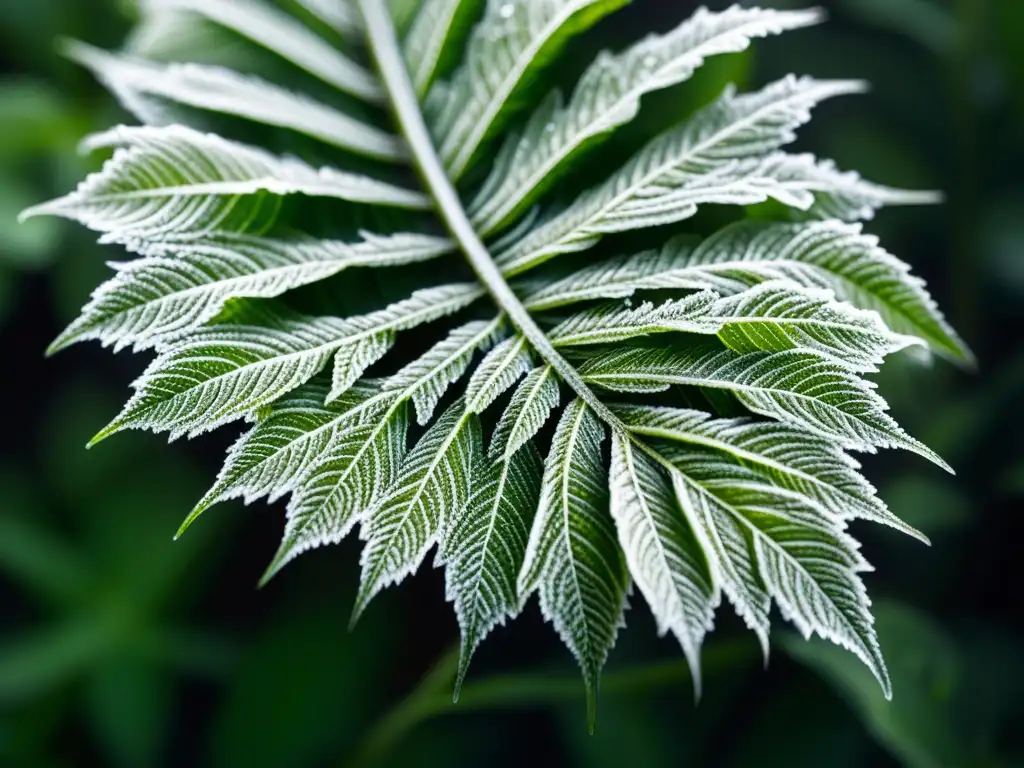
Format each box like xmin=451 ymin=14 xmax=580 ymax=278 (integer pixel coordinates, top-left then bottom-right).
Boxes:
xmin=581 ymin=343 xmax=950 ymax=468
xmin=550 ymin=290 xmax=721 ymax=347
xmin=712 ymin=280 xmax=920 ymax=372
xmin=51 ymin=232 xmax=452 ymax=354
xmin=403 ymin=0 xmax=486 ymax=98
xmin=96 ymin=286 xmax=480 ymax=442
xmin=143 ymin=0 xmax=382 ymax=101
xmin=38 ymin=0 xmax=966 ymax=718
xmin=182 ymin=381 xmax=386 ymax=535
xmin=518 ymin=399 xmax=629 ymax=731
xmin=609 ymin=433 xmax=717 ymax=696
xmin=354 ymin=401 xmax=481 ymax=621
xmin=525 ymin=219 xmax=970 ymax=363
xmin=464 ymin=335 xmax=534 ymax=414
xmin=670 ymin=448 xmax=891 ymax=698
xmin=441 ymin=442 xmax=543 ymax=695
xmin=615 ymin=404 xmax=925 ymax=542
xmin=490 ymin=365 xmax=561 ymax=459
xmin=264 ymin=402 xmax=408 ymax=583
xmin=471 ymin=5 xmax=824 ymax=235
xmin=383 ymin=318 xmax=505 ymax=424
xmin=427 ymin=0 xmax=629 ymax=180
xmin=496 ymin=76 xmax=866 ymax=275
xmin=22 ymin=125 xmax=430 ymax=246
xmin=66 ymin=42 xmax=405 ymax=161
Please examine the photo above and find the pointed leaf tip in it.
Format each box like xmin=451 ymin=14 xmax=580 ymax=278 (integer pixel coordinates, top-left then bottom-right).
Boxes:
xmin=174 ymin=501 xmax=210 ymax=540
xmin=586 ymin=682 xmax=598 ymax=735
xmin=86 ymin=421 xmax=121 ymax=448
xmin=258 ymin=542 xmax=297 ymax=588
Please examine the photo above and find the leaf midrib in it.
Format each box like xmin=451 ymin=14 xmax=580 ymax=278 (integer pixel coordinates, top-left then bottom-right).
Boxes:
xmin=442 ymin=1 xmax=586 ymax=180
xmin=476 ymin=15 xmax=790 ymax=235
xmin=356 ymin=0 xmax=629 ymax=438
xmin=500 ymin=82 xmax=843 ymax=274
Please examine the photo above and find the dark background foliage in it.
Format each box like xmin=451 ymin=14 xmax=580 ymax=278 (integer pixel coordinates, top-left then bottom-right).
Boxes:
xmin=1 ymin=0 xmax=1022 ymax=765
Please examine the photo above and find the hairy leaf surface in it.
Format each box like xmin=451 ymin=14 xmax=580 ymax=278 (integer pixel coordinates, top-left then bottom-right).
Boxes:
xmin=33 ymin=0 xmax=962 ymax=713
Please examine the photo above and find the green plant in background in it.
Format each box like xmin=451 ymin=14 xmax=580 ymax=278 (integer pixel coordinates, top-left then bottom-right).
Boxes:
xmin=23 ymin=0 xmax=972 ymax=731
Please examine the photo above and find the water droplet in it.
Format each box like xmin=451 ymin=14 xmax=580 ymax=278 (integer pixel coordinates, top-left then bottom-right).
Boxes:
xmin=643 ymin=55 xmax=658 ymax=69
xmin=624 ymin=298 xmax=633 ymax=308
xmin=544 ymin=122 xmax=555 ymax=133
xmin=499 ymin=3 xmax=515 ymax=18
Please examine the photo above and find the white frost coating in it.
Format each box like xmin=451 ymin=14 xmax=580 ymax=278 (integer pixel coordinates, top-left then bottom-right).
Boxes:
xmin=471 ymin=4 xmax=824 ymax=234
xmin=354 ymin=403 xmax=481 ymax=621
xmin=465 ymin=336 xmax=534 ymax=414
xmin=522 ymin=219 xmax=971 ymax=363
xmin=518 ymin=399 xmax=629 ymax=729
xmin=22 ymin=125 xmax=429 ymax=246
xmin=712 ymin=280 xmax=922 ymax=372
xmin=403 ymin=0 xmax=480 ymax=97
xmin=614 ymin=404 xmax=926 ymax=542
xmin=581 ymin=344 xmax=952 ymax=470
xmin=183 ymin=381 xmax=388 ymax=532
xmin=428 ymin=0 xmax=625 ymax=180
xmin=51 ymin=232 xmax=453 ymax=354
xmin=670 ymin=451 xmax=891 ymax=698
xmin=440 ymin=443 xmax=542 ymax=694
xmin=550 ymin=290 xmax=721 ymax=347
xmin=66 ymin=43 xmax=404 ymax=161
xmin=496 ymin=76 xmax=866 ymax=275
xmin=324 ymin=284 xmax=488 ymax=402
xmin=386 ymin=319 xmax=505 ymax=425
xmin=265 ymin=404 xmax=408 ymax=584
xmin=610 ymin=434 xmax=719 ymax=697
xmin=93 ymin=284 xmax=482 ymax=443
xmin=490 ymin=365 xmax=561 ymax=459
xmin=141 ymin=0 xmax=381 ymax=100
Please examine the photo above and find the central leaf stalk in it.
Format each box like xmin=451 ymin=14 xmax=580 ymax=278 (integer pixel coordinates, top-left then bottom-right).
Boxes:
xmin=356 ymin=0 xmax=625 ymax=431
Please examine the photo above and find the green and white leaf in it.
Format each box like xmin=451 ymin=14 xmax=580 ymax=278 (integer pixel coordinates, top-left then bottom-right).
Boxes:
xmin=294 ymin=0 xmax=361 ymax=36
xmin=610 ymin=433 xmax=717 ymax=695
xmin=52 ymin=232 xmax=452 ymax=353
xmin=428 ymin=0 xmax=628 ymax=180
xmin=182 ymin=380 xmax=386 ymax=534
xmin=21 ymin=125 xmax=429 ymax=246
xmin=518 ymin=399 xmax=629 ymax=730
xmin=671 ymin=469 xmax=771 ymax=653
xmin=35 ymin=0 xmax=963 ymax=712
xmin=471 ymin=4 xmax=824 ymax=234
xmin=550 ymin=290 xmax=721 ymax=347
xmin=580 ymin=343 xmax=950 ymax=467
xmin=712 ymin=280 xmax=920 ymax=371
xmin=403 ymin=0 xmax=485 ymax=97
xmin=496 ymin=76 xmax=865 ymax=275
xmin=96 ymin=284 xmax=479 ymax=441
xmin=325 ymin=283 xmax=487 ymax=401
xmin=764 ymin=153 xmax=943 ymax=222
xmin=384 ymin=318 xmax=505 ymax=425
xmin=465 ymin=335 xmax=534 ymax=414
xmin=614 ymin=404 xmax=926 ymax=541
xmin=490 ymin=365 xmax=561 ymax=459
xmin=141 ymin=0 xmax=381 ymax=101
xmin=668 ymin=449 xmax=892 ymax=698
xmin=265 ymin=403 xmax=408 ymax=583
xmin=441 ymin=442 xmax=542 ymax=693
xmin=523 ymin=219 xmax=970 ymax=362
xmin=66 ymin=42 xmax=404 ymax=161
xmin=354 ymin=402 xmax=481 ymax=620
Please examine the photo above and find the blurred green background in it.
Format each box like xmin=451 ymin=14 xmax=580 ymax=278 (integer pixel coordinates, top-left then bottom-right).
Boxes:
xmin=1 ymin=0 xmax=1022 ymax=765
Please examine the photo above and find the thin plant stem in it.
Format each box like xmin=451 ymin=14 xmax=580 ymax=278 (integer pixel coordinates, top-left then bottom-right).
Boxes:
xmin=349 ymin=639 xmax=754 ymax=767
